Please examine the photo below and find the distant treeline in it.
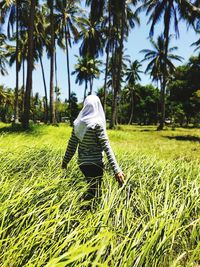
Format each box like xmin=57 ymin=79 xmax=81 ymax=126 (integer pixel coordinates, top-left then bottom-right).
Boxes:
xmin=1 ymin=55 xmax=200 ymax=127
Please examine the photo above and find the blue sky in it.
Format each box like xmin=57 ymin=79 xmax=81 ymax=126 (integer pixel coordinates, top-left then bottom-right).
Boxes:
xmin=0 ymin=7 xmax=199 ymax=102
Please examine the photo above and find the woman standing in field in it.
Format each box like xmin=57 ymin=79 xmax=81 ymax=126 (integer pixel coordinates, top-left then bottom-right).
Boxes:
xmin=62 ymin=95 xmax=125 ymax=200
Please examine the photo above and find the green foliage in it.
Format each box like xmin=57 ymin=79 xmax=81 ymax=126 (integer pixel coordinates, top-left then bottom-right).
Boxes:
xmin=118 ymin=84 xmax=160 ymax=125
xmin=168 ymin=55 xmax=200 ymax=125
xmin=0 ymin=124 xmax=199 ymax=266
xmin=0 ymin=33 xmax=9 ymax=76
xmin=0 ymin=86 xmax=80 ymax=123
xmin=70 ymin=92 xmax=79 ymax=122
xmin=0 ymin=85 xmax=14 ymax=122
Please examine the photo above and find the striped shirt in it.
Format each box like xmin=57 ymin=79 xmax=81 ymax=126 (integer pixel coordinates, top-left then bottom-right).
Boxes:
xmin=63 ymin=124 xmax=121 ymax=174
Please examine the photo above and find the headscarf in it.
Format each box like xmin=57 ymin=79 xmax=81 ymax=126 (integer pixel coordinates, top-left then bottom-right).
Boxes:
xmin=73 ymin=95 xmax=106 ymax=141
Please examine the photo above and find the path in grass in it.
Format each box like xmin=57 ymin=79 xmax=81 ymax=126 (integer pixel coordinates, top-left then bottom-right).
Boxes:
xmin=0 ymin=123 xmax=199 ymax=266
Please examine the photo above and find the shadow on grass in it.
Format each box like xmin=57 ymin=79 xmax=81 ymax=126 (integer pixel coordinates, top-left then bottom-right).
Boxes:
xmin=140 ymin=129 xmax=157 ymax=132
xmin=164 ymin=135 xmax=200 ymax=142
xmin=0 ymin=123 xmax=42 ymax=135
xmin=117 ymin=125 xmax=157 ymax=132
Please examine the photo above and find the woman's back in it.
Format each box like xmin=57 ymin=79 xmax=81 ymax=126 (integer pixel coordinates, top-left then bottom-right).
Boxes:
xmin=78 ymin=125 xmax=102 ymax=165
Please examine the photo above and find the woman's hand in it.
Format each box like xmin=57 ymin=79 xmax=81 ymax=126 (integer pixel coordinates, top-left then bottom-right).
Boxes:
xmin=115 ymin=171 xmax=125 ymax=186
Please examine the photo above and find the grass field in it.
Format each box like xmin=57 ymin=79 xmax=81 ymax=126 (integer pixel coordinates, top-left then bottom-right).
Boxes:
xmin=0 ymin=123 xmax=200 ymax=267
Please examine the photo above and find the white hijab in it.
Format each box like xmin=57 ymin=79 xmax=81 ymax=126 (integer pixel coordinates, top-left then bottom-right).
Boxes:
xmin=73 ymin=95 xmax=106 ymax=141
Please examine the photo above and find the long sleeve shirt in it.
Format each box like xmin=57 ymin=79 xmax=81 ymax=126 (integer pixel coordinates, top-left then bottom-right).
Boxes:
xmin=63 ymin=124 xmax=121 ymax=174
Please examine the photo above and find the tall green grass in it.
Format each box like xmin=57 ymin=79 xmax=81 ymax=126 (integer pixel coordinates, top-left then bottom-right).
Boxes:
xmin=0 ymin=124 xmax=199 ymax=266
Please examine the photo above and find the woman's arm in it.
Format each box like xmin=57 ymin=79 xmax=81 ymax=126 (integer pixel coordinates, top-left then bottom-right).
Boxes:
xmin=95 ymin=124 xmax=122 ymax=174
xmin=62 ymin=128 xmax=79 ymax=168
xmin=96 ymin=124 xmax=125 ymax=184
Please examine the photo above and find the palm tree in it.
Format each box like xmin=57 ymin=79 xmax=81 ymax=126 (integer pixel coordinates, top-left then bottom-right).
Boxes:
xmin=125 ymin=60 xmax=142 ymax=124
xmin=8 ymin=31 xmax=27 ymax=117
xmin=72 ymin=56 xmax=102 ymax=100
xmin=140 ymin=0 xmax=199 ymax=129
xmin=7 ymin=3 xmax=49 ymax=123
xmin=54 ymin=0 xmax=79 ymax=124
xmin=72 ymin=56 xmax=89 ymax=100
xmin=47 ymin=0 xmax=56 ymax=124
xmin=76 ymin=14 xmax=104 ymax=99
xmin=8 ymin=5 xmax=50 ymax=123
xmin=108 ymin=0 xmax=139 ymax=128
xmin=86 ymin=0 xmax=109 ymax=114
xmin=85 ymin=0 xmax=139 ymax=124
xmin=77 ymin=16 xmax=104 ymax=59
xmin=22 ymin=0 xmax=36 ymax=129
xmin=141 ymin=35 xmax=183 ymax=129
xmin=34 ymin=5 xmax=49 ymax=123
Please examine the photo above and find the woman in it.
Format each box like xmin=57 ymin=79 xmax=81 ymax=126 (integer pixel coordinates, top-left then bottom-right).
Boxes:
xmin=62 ymin=95 xmax=125 ymax=199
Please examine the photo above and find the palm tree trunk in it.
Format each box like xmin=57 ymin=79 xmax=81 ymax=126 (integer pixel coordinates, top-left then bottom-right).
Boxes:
xmin=158 ymin=6 xmax=171 ymax=130
xmin=128 ymin=89 xmax=134 ymax=125
xmin=156 ymin=99 xmax=159 ymax=124
xmin=91 ymin=78 xmax=94 ymax=93
xmin=39 ymin=54 xmax=48 ymax=123
xmin=21 ymin=58 xmax=25 ymax=114
xmin=84 ymin=80 xmax=88 ymax=100
xmin=116 ymin=0 xmax=125 ymax=88
xmin=158 ymin=82 xmax=165 ymax=130
xmin=103 ymin=48 xmax=109 ymax=113
xmin=14 ymin=0 xmax=19 ymax=124
xmin=22 ymin=0 xmax=36 ymax=129
xmin=55 ymin=47 xmax=58 ymax=122
xmin=23 ymin=59 xmax=25 ymax=91
xmin=157 ymin=77 xmax=165 ymax=130
xmin=110 ymin=0 xmax=125 ymax=128
xmin=64 ymin=24 xmax=72 ymax=125
xmin=49 ymin=0 xmax=55 ymax=124
xmin=110 ymin=87 xmax=118 ymax=128
xmin=103 ymin=0 xmax=111 ymax=114
xmin=89 ymin=78 xmax=92 ymax=94
xmin=109 ymin=50 xmax=117 ymax=128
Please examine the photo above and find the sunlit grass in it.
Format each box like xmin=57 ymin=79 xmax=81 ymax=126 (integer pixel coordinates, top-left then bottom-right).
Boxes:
xmin=0 ymin=123 xmax=199 ymax=266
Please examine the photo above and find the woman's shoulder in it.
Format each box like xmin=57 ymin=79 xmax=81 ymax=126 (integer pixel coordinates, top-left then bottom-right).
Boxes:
xmin=94 ymin=122 xmax=105 ymax=129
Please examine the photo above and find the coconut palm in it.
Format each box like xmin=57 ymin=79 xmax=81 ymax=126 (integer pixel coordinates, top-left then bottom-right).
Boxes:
xmin=125 ymin=60 xmax=142 ymax=124
xmin=86 ymin=0 xmax=109 ymax=113
xmin=54 ymin=0 xmax=80 ymax=124
xmin=77 ymin=16 xmax=104 ymax=59
xmin=108 ymin=0 xmax=139 ymax=128
xmin=141 ymin=0 xmax=200 ymax=52
xmin=141 ymin=35 xmax=183 ymax=130
xmin=46 ymin=0 xmax=56 ymax=124
xmin=34 ymin=5 xmax=50 ymax=123
xmin=85 ymin=0 xmax=139 ymax=123
xmin=140 ymin=0 xmax=199 ymax=129
xmin=9 ymin=4 xmax=50 ymax=123
xmin=22 ymin=0 xmax=37 ymax=129
xmin=7 ymin=31 xmax=27 ymax=116
xmin=84 ymin=0 xmax=108 ymax=114
xmin=72 ymin=56 xmax=102 ymax=100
